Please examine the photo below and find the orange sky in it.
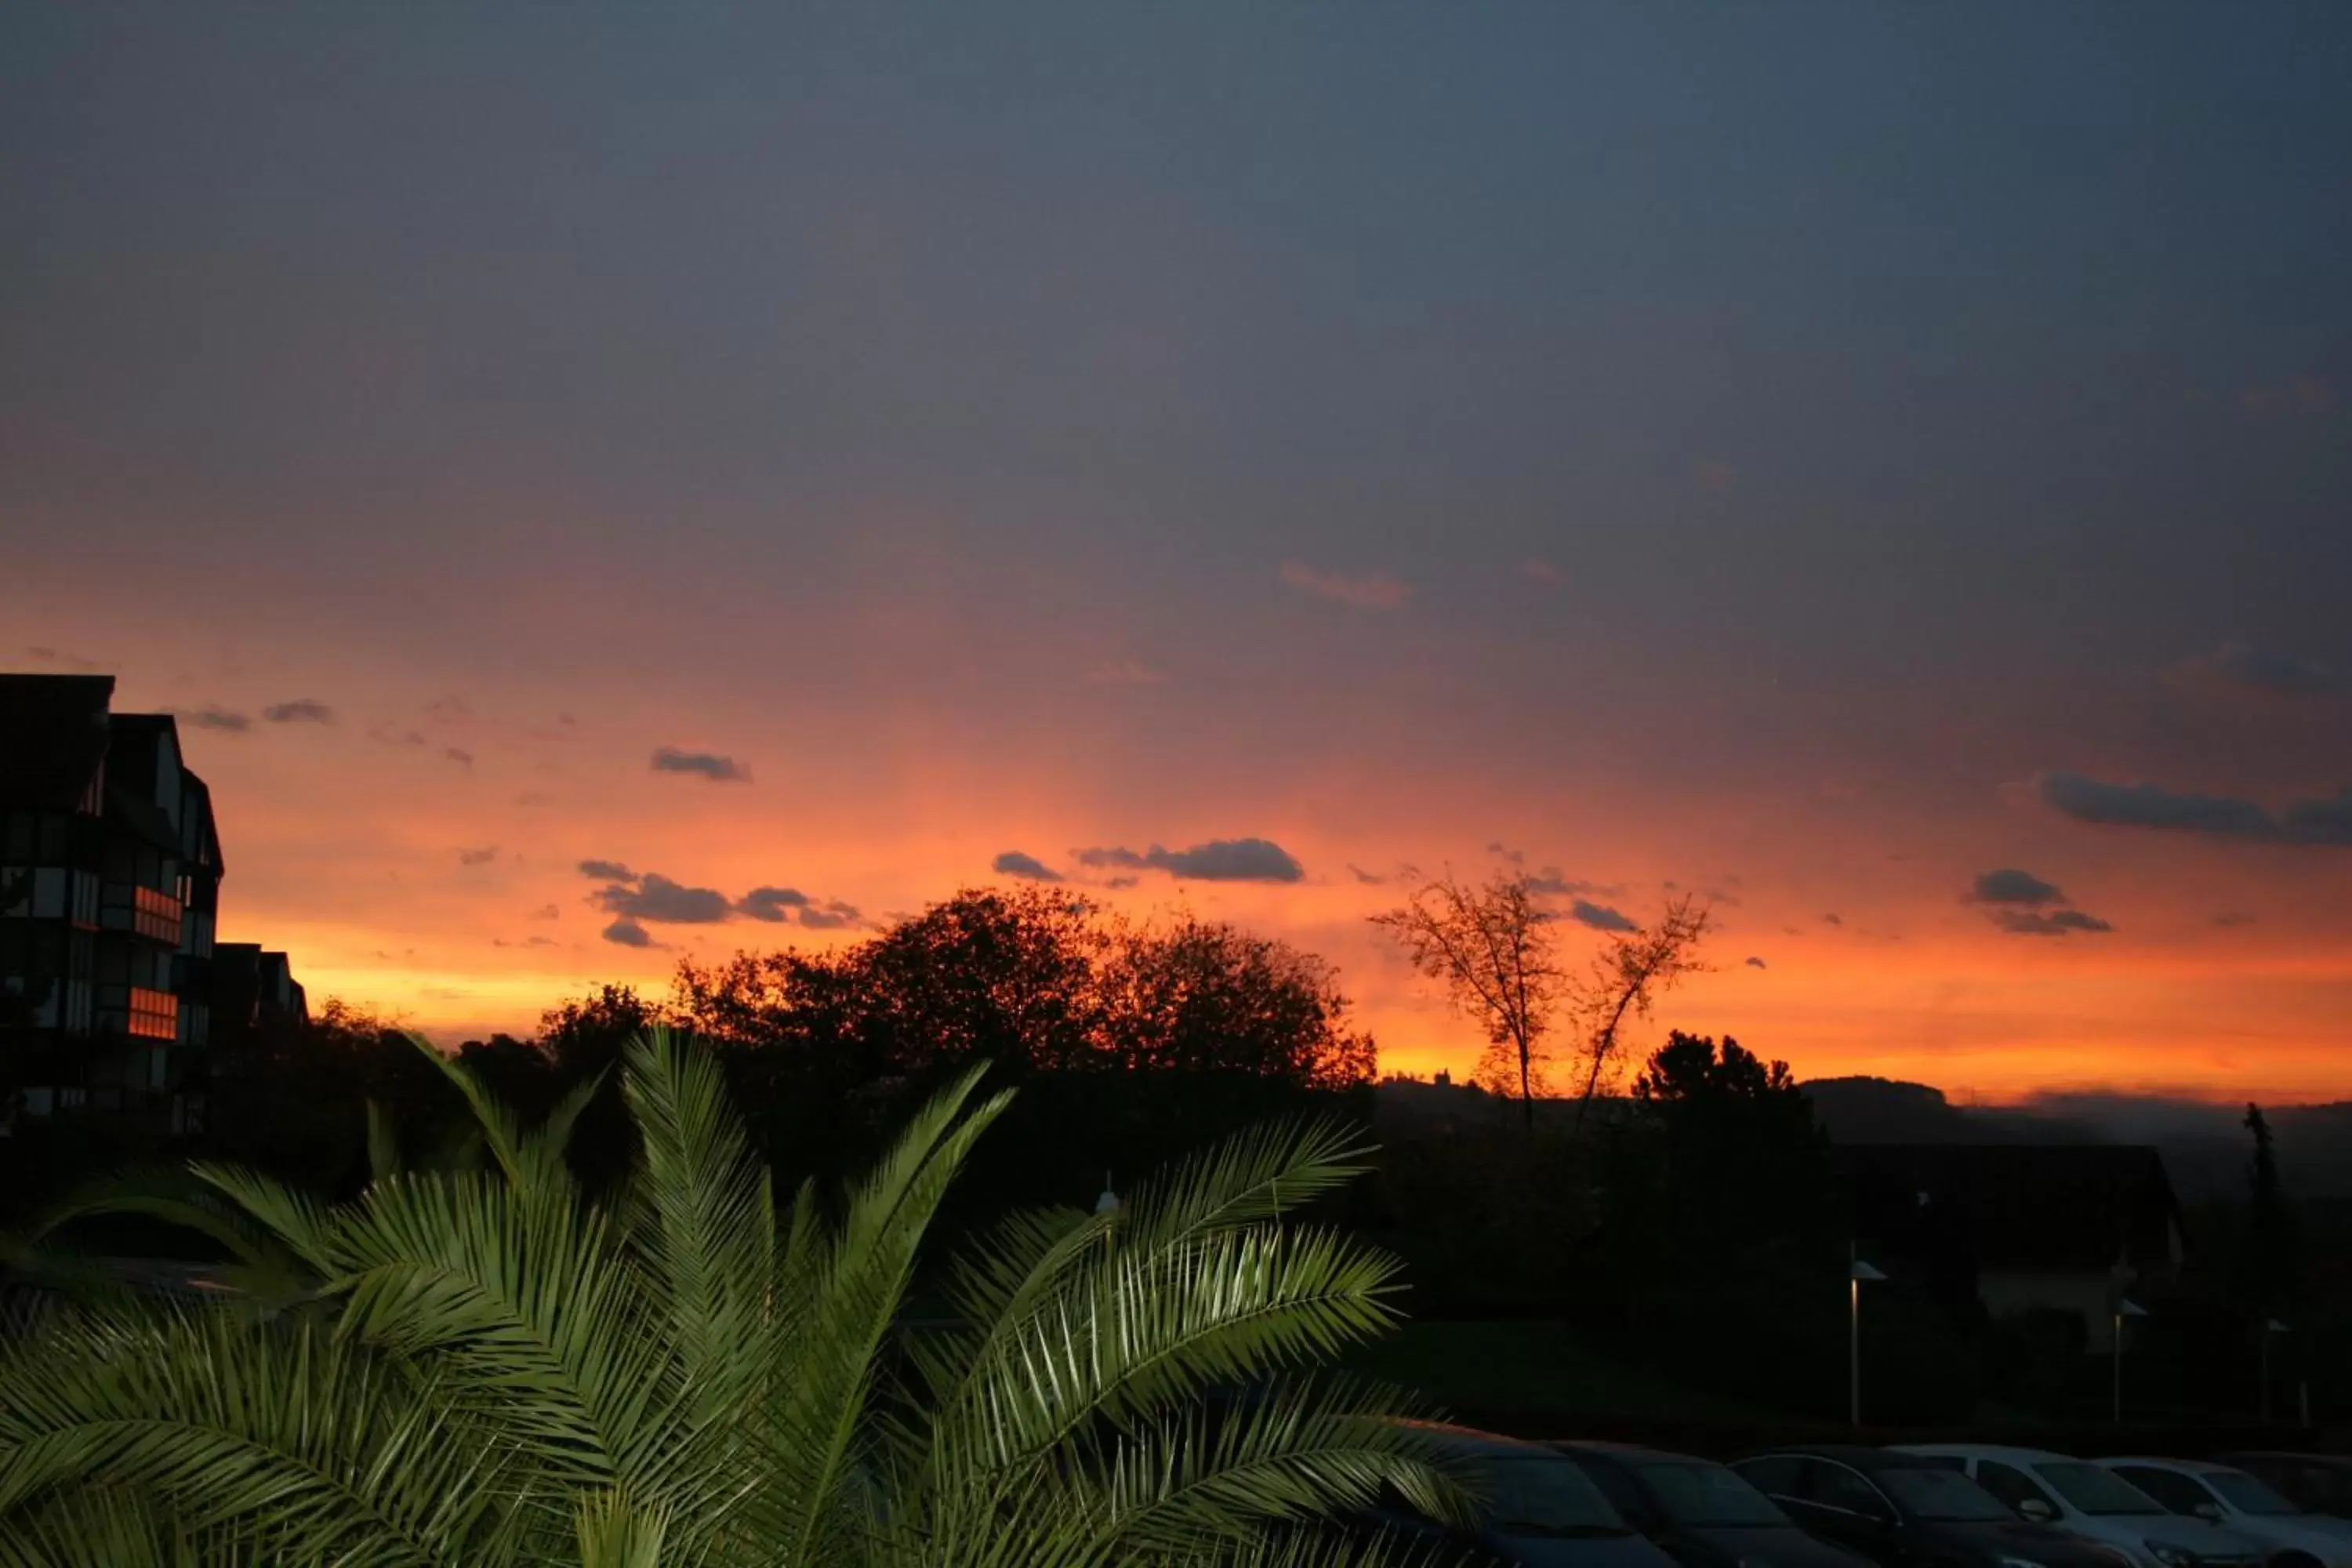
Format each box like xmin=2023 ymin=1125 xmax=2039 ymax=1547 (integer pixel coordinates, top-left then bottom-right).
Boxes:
xmin=13 ymin=601 xmax=2348 ymax=1106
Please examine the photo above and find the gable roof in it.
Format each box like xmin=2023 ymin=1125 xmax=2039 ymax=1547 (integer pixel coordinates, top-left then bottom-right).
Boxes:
xmin=0 ymin=673 xmax=114 ymax=810
xmin=1834 ymin=1143 xmax=2183 ymax=1273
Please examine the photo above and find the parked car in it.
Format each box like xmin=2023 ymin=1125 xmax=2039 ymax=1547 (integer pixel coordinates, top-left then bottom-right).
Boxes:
xmin=1558 ymin=1440 xmax=1877 ymax=1568
xmin=1731 ymin=1445 xmax=2124 ymax=1568
xmin=1893 ymin=1445 xmax=2263 ymax=1568
xmin=2216 ymin=1457 xmax=2352 ymax=1523
xmin=2097 ymin=1460 xmax=2352 ymax=1568
xmin=1353 ymin=1422 xmax=1686 ymax=1568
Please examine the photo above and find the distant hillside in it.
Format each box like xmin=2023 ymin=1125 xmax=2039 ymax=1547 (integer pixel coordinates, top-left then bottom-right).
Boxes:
xmin=1802 ymin=1076 xmax=2352 ymax=1204
xmin=1370 ymin=1075 xmax=2352 ymax=1203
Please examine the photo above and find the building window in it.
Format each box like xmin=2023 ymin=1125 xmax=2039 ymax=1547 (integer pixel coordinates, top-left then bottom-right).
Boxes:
xmin=126 ymin=987 xmax=177 ymax=1040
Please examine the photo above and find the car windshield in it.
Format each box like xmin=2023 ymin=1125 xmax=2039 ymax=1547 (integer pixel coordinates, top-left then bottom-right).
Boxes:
xmin=2209 ymin=1472 xmax=2302 ymax=1517
xmin=2039 ymin=1463 xmax=2170 ymax=1517
xmin=1636 ymin=1461 xmax=1790 ymax=1526
xmin=1879 ymin=1467 xmax=2020 ymax=1522
xmin=1483 ymin=1455 xmax=1632 ymax=1537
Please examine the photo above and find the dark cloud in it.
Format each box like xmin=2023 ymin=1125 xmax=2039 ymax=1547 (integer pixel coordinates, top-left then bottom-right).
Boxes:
xmin=651 ymin=746 xmax=750 ymax=782
xmin=263 ymin=699 xmax=334 ymax=724
xmin=172 ymin=706 xmax=252 ymax=733
xmin=992 ymin=851 xmax=1064 ymax=883
xmin=1745 ymin=956 xmax=1768 ymax=969
xmin=2038 ymin=772 xmax=2352 ymax=847
xmin=529 ymin=904 xmax=561 ymax=920
xmin=1347 ymin=864 xmax=1387 ymax=885
xmin=735 ymin=885 xmax=811 ymax=921
xmin=602 ymin=917 xmax=657 ymax=948
xmin=1967 ymin=869 xmax=2065 ymax=906
xmin=426 ymin=695 xmax=474 ymax=724
xmin=1822 ymin=913 xmax=1843 ymax=926
xmin=1526 ymin=870 xmax=1613 ymax=898
xmin=524 ymin=935 xmax=557 ymax=948
xmin=595 ymin=873 xmax=733 ymax=924
xmin=1279 ymin=561 xmax=1410 ymax=609
xmin=1570 ymin=899 xmax=1638 ymax=933
xmin=2172 ymin=641 xmax=2347 ymax=700
xmin=579 ymin=859 xmax=636 ymax=881
xmin=443 ymin=746 xmax=474 ymax=767
xmin=2213 ymin=911 xmax=2258 ymax=927
xmin=798 ymin=899 xmax=862 ymax=931
xmin=1073 ymin=837 xmax=1305 ymax=883
xmin=369 ymin=724 xmax=426 ymax=746
xmin=456 ymin=846 xmax=498 ymax=867
xmin=1988 ymin=908 xmax=2114 ymax=938
xmin=1486 ymin=841 xmax=1526 ymax=865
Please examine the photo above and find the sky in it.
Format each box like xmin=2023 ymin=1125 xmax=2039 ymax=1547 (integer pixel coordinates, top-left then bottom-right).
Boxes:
xmin=5 ymin=5 xmax=2350 ymax=1102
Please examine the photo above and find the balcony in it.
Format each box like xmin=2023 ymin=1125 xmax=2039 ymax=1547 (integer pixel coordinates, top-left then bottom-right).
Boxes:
xmin=101 ymin=884 xmax=183 ymax=944
xmin=96 ymin=985 xmax=179 ymax=1040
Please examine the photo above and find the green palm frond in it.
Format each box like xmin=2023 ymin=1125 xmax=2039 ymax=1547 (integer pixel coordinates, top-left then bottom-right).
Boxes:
xmin=4 ymin=1029 xmax=1446 ymax=1567
xmin=0 ymin=1307 xmax=515 ymax=1565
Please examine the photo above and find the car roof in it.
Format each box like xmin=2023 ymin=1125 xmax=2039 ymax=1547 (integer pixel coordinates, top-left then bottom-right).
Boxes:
xmin=1557 ymin=1441 xmax=1682 ymax=1460
xmin=1389 ymin=1420 xmax=1576 ymax=1459
xmin=1741 ymin=1445 xmax=1941 ymax=1472
xmin=1897 ymin=1443 xmax=2077 ymax=1465
xmin=2101 ymin=1457 xmax=2237 ymax=1475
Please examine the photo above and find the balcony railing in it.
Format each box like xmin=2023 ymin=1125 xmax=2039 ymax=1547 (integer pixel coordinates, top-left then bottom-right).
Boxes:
xmin=133 ymin=885 xmax=181 ymax=944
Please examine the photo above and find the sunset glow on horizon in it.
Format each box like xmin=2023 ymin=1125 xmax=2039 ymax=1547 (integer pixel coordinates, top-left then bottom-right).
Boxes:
xmin=8 ymin=6 xmax=2347 ymax=1104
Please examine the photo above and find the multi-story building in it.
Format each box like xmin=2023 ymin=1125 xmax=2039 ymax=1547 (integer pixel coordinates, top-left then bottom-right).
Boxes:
xmin=0 ymin=673 xmax=268 ymax=1134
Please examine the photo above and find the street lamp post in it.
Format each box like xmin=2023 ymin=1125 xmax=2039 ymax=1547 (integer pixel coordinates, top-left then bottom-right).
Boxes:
xmin=2262 ymin=1319 xmax=2289 ymax=1424
xmin=1849 ymin=1248 xmax=1886 ymax=1428
xmin=2113 ymin=1298 xmax=2148 ymax=1427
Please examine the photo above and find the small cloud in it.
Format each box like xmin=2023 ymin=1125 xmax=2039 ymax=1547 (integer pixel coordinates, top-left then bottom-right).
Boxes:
xmin=528 ymin=904 xmax=561 ymax=920
xmin=524 ymin=935 xmax=557 ymax=948
xmin=426 ymin=695 xmax=474 ymax=725
xmin=1967 ymin=869 xmax=2066 ymax=906
xmin=1486 ymin=842 xmax=1526 ymax=865
xmin=735 ymin=885 xmax=810 ymax=922
xmin=456 ymin=846 xmax=499 ymax=867
xmin=595 ymin=873 xmax=732 ymax=924
xmin=444 ymin=747 xmax=474 ymax=767
xmin=1104 ymin=875 xmax=1138 ymax=890
xmin=578 ymin=860 xmax=637 ymax=882
xmin=651 ymin=746 xmax=750 ymax=782
xmin=24 ymin=646 xmax=105 ymax=671
xmin=1744 ymin=956 xmax=1768 ymax=969
xmin=2239 ymin=377 xmax=2335 ymax=419
xmin=2037 ymin=771 xmax=2352 ymax=848
xmin=172 ymin=706 xmax=252 ymax=733
xmin=2213 ymin=910 xmax=2258 ymax=927
xmin=1075 ymin=837 xmax=1305 ymax=883
xmin=1569 ymin=899 xmax=1638 ymax=933
xmin=1522 ymin=559 xmax=1563 ymax=586
xmin=602 ymin=917 xmax=658 ymax=949
xmin=1086 ymin=659 xmax=1168 ymax=686
xmin=1279 ymin=561 xmax=1411 ymax=610
xmin=1347 ymin=863 xmax=1387 ymax=886
xmin=1822 ymin=913 xmax=1843 ymax=926
xmin=368 ymin=725 xmax=426 ymax=746
xmin=2169 ymin=641 xmax=2347 ymax=702
xmin=992 ymin=851 xmax=1064 ymax=883
xmin=1694 ymin=459 xmax=1736 ymax=495
xmin=798 ymin=899 xmax=862 ymax=931
xmin=263 ymin=699 xmax=334 ymax=725
xmin=1988 ymin=908 xmax=2114 ymax=938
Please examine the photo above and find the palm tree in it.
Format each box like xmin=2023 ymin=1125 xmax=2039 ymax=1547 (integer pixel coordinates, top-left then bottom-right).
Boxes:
xmin=0 ymin=1030 xmax=1467 ymax=1565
